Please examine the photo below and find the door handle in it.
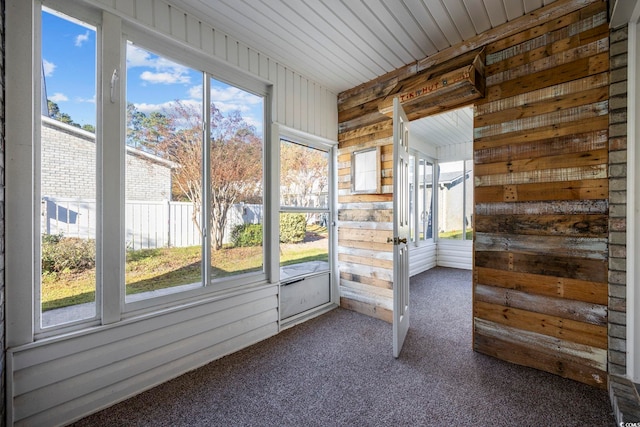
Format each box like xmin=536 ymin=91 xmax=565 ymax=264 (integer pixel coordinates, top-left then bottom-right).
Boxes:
xmin=387 ymin=237 xmax=407 ymax=245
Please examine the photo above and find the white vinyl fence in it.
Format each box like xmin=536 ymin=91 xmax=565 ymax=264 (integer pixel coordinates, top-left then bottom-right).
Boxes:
xmin=42 ymin=197 xmax=262 ymax=250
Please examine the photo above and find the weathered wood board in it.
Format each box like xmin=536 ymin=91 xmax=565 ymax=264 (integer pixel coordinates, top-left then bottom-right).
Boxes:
xmin=337 ymin=0 xmax=609 ymax=391
xmin=472 ymin=0 xmax=609 ymax=388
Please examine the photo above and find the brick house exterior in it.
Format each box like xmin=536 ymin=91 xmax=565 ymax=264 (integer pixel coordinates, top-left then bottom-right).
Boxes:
xmin=41 ymin=116 xmax=174 ymax=201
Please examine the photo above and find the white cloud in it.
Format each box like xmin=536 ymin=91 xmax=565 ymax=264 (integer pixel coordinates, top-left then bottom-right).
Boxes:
xmin=243 ymin=116 xmax=263 ymax=134
xmin=127 ymin=43 xmax=192 ymax=86
xmin=43 ymin=59 xmax=56 ymax=77
xmin=140 ymin=70 xmax=190 ymax=85
xmin=75 ymin=95 xmax=96 ymax=104
xmin=49 ymin=92 xmax=68 ymax=102
xmin=126 ymin=44 xmax=155 ymax=68
xmin=188 ymin=84 xmax=203 ymax=100
xmin=133 ymin=99 xmax=202 ymax=115
xmin=211 ymin=86 xmax=262 ymax=106
xmin=209 ymin=86 xmax=263 ymax=116
xmin=75 ymin=30 xmax=90 ymax=47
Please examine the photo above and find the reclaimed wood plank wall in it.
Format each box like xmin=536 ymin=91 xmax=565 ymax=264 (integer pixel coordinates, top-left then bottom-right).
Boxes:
xmin=473 ymin=0 xmax=609 ymax=388
xmin=337 ymin=91 xmax=395 ymax=322
xmin=337 ymin=0 xmax=609 ymax=388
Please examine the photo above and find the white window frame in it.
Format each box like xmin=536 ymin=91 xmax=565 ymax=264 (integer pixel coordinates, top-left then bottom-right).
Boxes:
xmin=278 ymin=132 xmax=334 ymax=276
xmin=415 ymin=153 xmax=435 ymax=245
xmin=409 ymin=151 xmax=436 ymax=246
xmin=435 ymin=159 xmax=473 ymax=242
xmin=274 ymin=124 xmax=338 ymax=295
xmin=6 ymin=0 xmax=273 ymax=343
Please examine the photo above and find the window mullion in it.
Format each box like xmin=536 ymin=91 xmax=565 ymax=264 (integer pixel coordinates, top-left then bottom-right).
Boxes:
xmin=100 ymin=12 xmax=123 ymax=324
xmin=6 ymin=0 xmax=37 ymax=346
xmin=203 ymin=75 xmax=212 ymax=286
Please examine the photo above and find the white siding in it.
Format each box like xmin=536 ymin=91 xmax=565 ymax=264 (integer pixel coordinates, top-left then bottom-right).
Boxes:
xmin=10 ymin=285 xmax=278 ymax=426
xmin=409 ymin=242 xmax=436 ymax=277
xmin=437 ymin=240 xmax=473 ymax=270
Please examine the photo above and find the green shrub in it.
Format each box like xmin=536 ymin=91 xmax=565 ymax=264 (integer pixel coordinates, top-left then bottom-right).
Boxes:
xmin=280 ymin=213 xmax=306 ymax=244
xmin=42 ymin=234 xmax=96 ymax=273
xmin=231 ymin=223 xmax=263 ymax=247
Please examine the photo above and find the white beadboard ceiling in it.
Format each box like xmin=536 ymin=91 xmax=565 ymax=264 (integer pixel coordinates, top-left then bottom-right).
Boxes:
xmin=170 ymin=0 xmax=558 ymax=145
xmin=172 ymin=0 xmax=558 ymax=94
xmin=412 ymin=106 xmax=474 ymax=149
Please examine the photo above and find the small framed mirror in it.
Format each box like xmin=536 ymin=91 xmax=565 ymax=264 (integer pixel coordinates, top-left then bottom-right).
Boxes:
xmin=351 ymin=146 xmax=381 ymax=194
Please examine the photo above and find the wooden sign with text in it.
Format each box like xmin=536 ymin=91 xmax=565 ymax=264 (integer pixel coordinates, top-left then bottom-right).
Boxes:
xmin=378 ymin=49 xmax=485 ymax=118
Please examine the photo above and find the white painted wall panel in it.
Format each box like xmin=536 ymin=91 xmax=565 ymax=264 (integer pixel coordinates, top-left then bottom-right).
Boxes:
xmin=201 ymin=25 xmax=214 ymax=56
xmin=259 ymin=53 xmax=269 ymax=81
xmin=153 ymin=1 xmax=171 ymax=33
xmin=437 ymin=240 xmax=473 ymax=270
xmin=170 ymin=6 xmax=187 ymax=42
xmin=214 ymin=30 xmax=226 ymax=59
xmin=115 ymin=0 xmax=135 ymax=17
xmin=249 ymin=49 xmax=260 ymax=77
xmin=7 ymin=0 xmax=338 ymax=424
xmin=409 ymin=242 xmax=437 ymax=277
xmin=11 ymin=285 xmax=278 ymax=425
xmin=134 ymin=0 xmax=153 ymax=26
xmin=186 ymin=15 xmax=200 ymax=47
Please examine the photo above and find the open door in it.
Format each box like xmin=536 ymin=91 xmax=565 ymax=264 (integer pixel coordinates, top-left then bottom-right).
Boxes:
xmin=392 ymin=98 xmax=410 ymax=358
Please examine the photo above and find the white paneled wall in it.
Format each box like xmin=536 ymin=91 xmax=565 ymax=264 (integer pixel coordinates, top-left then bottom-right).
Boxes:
xmin=7 ymin=0 xmax=337 ymax=425
xmin=10 ymin=286 xmax=278 ymax=426
xmin=437 ymin=240 xmax=473 ymax=270
xmin=409 ymin=242 xmax=436 ymax=277
xmin=89 ymin=0 xmax=338 ymax=140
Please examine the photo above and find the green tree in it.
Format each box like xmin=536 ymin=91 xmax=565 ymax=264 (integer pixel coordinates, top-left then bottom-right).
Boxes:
xmin=126 ymin=103 xmax=174 ymax=154
xmin=47 ymin=99 xmax=96 ymax=133
xmin=127 ymin=101 xmax=262 ymax=250
xmin=48 ymin=99 xmax=80 ymax=127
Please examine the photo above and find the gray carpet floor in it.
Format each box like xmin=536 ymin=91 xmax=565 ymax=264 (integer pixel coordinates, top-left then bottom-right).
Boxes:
xmin=73 ymin=267 xmax=616 ymax=426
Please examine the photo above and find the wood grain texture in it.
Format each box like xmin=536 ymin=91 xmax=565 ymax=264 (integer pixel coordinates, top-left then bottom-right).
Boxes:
xmin=474 ymin=200 xmax=608 ymax=215
xmin=474 ymin=130 xmax=608 ymax=164
xmin=475 ymin=267 xmax=607 ymax=304
xmin=475 ymin=251 xmax=607 ymax=283
xmin=475 ymin=284 xmax=607 ymax=326
xmin=334 ymin=0 xmax=609 ymax=386
xmin=474 ymin=178 xmax=608 ymax=203
xmin=474 ymin=300 xmax=607 ymax=348
xmin=474 ymin=213 xmax=607 ymax=237
xmin=474 ymin=319 xmax=607 ymax=388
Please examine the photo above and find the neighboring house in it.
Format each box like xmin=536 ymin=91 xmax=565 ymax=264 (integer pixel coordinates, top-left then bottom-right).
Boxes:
xmin=41 ymin=116 xmax=174 ymax=201
xmin=436 ymin=170 xmax=470 ymax=236
xmin=41 ymin=116 xmax=180 ymax=248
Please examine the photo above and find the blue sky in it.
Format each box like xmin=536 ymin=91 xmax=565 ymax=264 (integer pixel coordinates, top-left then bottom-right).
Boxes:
xmin=42 ymin=9 xmax=263 ymax=132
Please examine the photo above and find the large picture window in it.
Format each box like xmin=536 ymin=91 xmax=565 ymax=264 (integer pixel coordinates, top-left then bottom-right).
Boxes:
xmin=36 ymin=3 xmax=268 ymax=331
xmin=124 ymin=41 xmax=204 ymax=302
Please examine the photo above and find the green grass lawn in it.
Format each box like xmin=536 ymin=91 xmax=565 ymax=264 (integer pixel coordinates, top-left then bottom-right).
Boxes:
xmin=438 ymin=229 xmax=473 ymax=240
xmin=42 ymin=235 xmax=328 ymax=311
